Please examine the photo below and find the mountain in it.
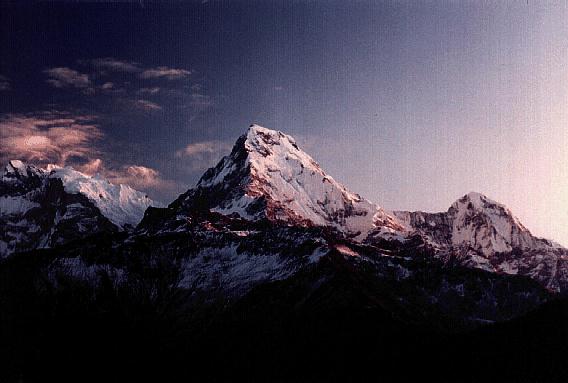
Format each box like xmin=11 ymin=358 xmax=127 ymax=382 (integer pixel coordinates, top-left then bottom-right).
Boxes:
xmin=131 ymin=126 xmax=562 ymax=308
xmin=0 ymin=160 xmax=158 ymax=257
xmin=395 ymin=191 xmax=568 ymax=291
xmin=167 ymin=125 xmax=404 ymax=240
xmin=138 ymin=126 xmax=568 ymax=294
xmin=2 ymin=126 xmax=567 ymax=382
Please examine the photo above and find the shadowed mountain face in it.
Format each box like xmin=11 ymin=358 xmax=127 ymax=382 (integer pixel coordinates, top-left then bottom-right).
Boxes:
xmin=1 ymin=126 xmax=568 ymax=382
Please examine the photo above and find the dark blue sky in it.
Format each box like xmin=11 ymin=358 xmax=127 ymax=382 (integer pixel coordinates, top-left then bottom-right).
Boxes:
xmin=1 ymin=1 xmax=568 ymax=244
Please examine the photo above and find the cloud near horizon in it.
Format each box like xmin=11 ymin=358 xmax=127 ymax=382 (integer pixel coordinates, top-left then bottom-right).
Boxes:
xmin=175 ymin=140 xmax=233 ymax=173
xmin=175 ymin=140 xmax=232 ymax=158
xmin=0 ymin=112 xmax=175 ymax=198
xmin=0 ymin=113 xmax=102 ymax=166
xmin=108 ymin=165 xmax=167 ymax=190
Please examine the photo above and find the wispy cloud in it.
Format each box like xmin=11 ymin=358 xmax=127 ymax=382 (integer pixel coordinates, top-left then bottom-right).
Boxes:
xmin=140 ymin=66 xmax=191 ymax=80
xmin=109 ymin=165 xmax=163 ymax=189
xmin=0 ymin=111 xmax=175 ymax=196
xmin=175 ymin=140 xmax=232 ymax=172
xmin=42 ymin=60 xmax=204 ymax=113
xmin=175 ymin=140 xmax=230 ymax=158
xmin=44 ymin=67 xmax=90 ymax=89
xmin=189 ymin=93 xmax=213 ymax=108
xmin=91 ymin=57 xmax=140 ymax=73
xmin=133 ymin=99 xmax=162 ymax=111
xmin=0 ymin=112 xmax=102 ymax=167
xmin=87 ymin=58 xmax=190 ymax=81
xmin=0 ymin=75 xmax=10 ymax=91
xmin=72 ymin=160 xmax=175 ymax=196
xmin=138 ymin=87 xmax=160 ymax=95
xmin=75 ymin=158 xmax=104 ymax=174
xmin=80 ymin=161 xmax=176 ymax=195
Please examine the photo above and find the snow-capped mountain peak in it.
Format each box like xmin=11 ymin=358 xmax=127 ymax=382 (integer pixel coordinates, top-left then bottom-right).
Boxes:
xmin=0 ymin=160 xmax=161 ymax=257
xmin=448 ymin=192 xmax=536 ymax=255
xmin=173 ymin=125 xmax=404 ymax=239
xmin=393 ymin=192 xmax=568 ymax=290
xmin=2 ymin=160 xmax=44 ymax=182
xmin=45 ymin=164 xmax=158 ymax=228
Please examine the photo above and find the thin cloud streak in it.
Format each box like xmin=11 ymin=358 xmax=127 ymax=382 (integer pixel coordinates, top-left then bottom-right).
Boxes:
xmin=175 ymin=140 xmax=231 ymax=158
xmin=44 ymin=67 xmax=90 ymax=89
xmin=91 ymin=57 xmax=140 ymax=73
xmin=140 ymin=66 xmax=191 ymax=80
xmin=133 ymin=99 xmax=162 ymax=111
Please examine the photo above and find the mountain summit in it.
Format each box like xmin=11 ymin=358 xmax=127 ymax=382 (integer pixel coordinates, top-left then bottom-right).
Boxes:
xmin=395 ymin=191 xmax=568 ymax=290
xmin=171 ymin=125 xmax=403 ymax=239
xmin=0 ymin=160 xmax=158 ymax=257
xmin=396 ymin=192 xmax=552 ymax=253
xmin=448 ymin=192 xmax=549 ymax=254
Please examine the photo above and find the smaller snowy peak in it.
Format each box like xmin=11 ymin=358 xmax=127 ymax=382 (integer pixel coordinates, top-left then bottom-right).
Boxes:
xmin=448 ymin=192 xmax=537 ymax=255
xmin=46 ymin=165 xmax=160 ymax=228
xmin=450 ymin=192 xmax=526 ymax=229
xmin=398 ymin=192 xmax=561 ymax=258
xmin=3 ymin=160 xmax=44 ymax=181
xmin=6 ymin=160 xmax=27 ymax=175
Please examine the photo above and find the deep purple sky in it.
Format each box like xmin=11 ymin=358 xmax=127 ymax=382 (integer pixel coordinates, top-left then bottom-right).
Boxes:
xmin=1 ymin=1 xmax=568 ymax=245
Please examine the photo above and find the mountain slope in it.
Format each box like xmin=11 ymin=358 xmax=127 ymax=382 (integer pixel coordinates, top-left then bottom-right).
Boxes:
xmin=0 ymin=160 xmax=158 ymax=257
xmin=169 ymin=125 xmax=403 ymax=240
xmin=46 ymin=164 xmax=156 ymax=228
xmin=395 ymin=192 xmax=568 ymax=291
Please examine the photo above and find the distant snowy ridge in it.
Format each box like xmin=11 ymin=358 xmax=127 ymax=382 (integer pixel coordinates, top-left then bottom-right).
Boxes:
xmin=395 ymin=191 xmax=562 ymax=256
xmin=45 ymin=164 xmax=159 ymax=228
xmin=394 ymin=192 xmax=568 ymax=291
xmin=0 ymin=160 xmax=161 ymax=257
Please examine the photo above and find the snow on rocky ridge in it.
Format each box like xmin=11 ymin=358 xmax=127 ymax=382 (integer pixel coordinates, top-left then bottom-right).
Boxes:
xmin=172 ymin=124 xmax=404 ymax=240
xmin=45 ymin=164 xmax=158 ymax=228
xmin=0 ymin=160 xmax=159 ymax=257
xmin=395 ymin=192 xmax=568 ymax=291
xmin=448 ymin=192 xmax=545 ymax=254
xmin=395 ymin=191 xmax=561 ymax=256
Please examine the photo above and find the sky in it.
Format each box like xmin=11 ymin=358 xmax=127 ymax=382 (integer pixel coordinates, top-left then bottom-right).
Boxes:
xmin=1 ymin=1 xmax=568 ymax=245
